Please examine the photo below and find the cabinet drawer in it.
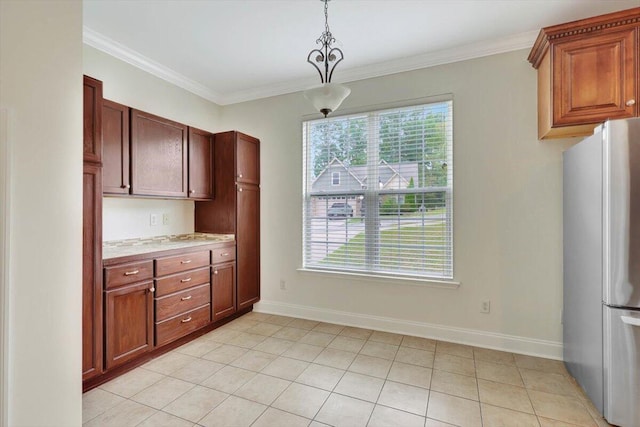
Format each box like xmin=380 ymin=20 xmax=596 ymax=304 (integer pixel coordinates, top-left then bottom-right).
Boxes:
xmin=155 ymin=266 xmax=210 ymax=297
xmin=211 ymin=246 xmax=235 ymax=264
xmin=155 ymin=250 xmax=210 ymax=277
xmin=155 ymin=304 xmax=210 ymax=346
xmin=155 ymin=283 xmax=210 ymax=322
xmin=104 ymin=261 xmax=154 ymax=289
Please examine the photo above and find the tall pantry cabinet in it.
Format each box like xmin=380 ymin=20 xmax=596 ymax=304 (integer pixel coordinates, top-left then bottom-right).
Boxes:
xmin=82 ymin=76 xmax=103 ymax=381
xmin=195 ymin=131 xmax=260 ymax=311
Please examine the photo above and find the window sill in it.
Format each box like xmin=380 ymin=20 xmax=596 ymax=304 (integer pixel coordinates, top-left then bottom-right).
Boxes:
xmin=296 ymin=268 xmax=460 ymax=289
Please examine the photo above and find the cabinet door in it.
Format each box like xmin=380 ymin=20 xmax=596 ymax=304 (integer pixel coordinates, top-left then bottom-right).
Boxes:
xmin=103 ymin=100 xmax=130 ymax=194
xmin=188 ymin=127 xmax=214 ymax=200
xmin=553 ymin=28 xmax=637 ymax=126
xmin=105 ymin=281 xmax=154 ymax=369
xmin=83 ymin=165 xmax=102 ymax=380
xmin=236 ymin=133 xmax=260 ymax=185
xmin=83 ymin=76 xmax=102 ymax=163
xmin=236 ymin=184 xmax=260 ymax=310
xmin=131 ymin=109 xmax=188 ymax=197
xmin=212 ymin=262 xmax=236 ymax=321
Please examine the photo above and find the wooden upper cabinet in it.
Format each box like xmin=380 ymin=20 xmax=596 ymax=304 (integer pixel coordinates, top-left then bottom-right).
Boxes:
xmin=236 ymin=133 xmax=260 ymax=185
xmin=528 ymin=8 xmax=640 ymax=139
xmin=103 ymin=99 xmax=130 ymax=194
xmin=83 ymin=76 xmax=102 ymax=163
xmin=554 ymin=29 xmax=636 ymax=126
xmin=188 ymin=127 xmax=214 ymax=200
xmin=131 ymin=109 xmax=188 ymax=197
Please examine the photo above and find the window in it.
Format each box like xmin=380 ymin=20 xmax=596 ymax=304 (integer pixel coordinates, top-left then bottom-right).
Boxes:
xmin=303 ymin=100 xmax=453 ymax=279
xmin=331 ymin=172 xmax=340 ymax=186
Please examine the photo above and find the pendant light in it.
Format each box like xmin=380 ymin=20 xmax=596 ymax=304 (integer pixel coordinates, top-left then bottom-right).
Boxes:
xmin=304 ymin=0 xmax=350 ymax=117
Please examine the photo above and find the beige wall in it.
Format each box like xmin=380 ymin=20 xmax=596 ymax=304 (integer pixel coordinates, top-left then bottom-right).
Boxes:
xmin=83 ymin=45 xmax=223 ymax=241
xmin=0 ymin=1 xmax=83 ymax=425
xmin=221 ymin=49 xmax=576 ymax=358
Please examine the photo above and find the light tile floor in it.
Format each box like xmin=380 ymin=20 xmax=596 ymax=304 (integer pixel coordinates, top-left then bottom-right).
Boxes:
xmin=83 ymin=312 xmax=611 ymax=427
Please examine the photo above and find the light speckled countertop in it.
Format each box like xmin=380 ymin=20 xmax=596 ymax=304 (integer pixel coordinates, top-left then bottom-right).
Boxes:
xmin=103 ymin=233 xmax=235 ymax=260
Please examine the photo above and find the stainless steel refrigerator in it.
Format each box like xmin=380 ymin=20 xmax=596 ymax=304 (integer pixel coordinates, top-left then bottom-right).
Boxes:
xmin=564 ymin=117 xmax=640 ymax=427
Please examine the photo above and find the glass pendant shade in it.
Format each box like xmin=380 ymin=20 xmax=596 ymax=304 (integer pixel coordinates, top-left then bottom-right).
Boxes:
xmin=304 ymin=82 xmax=351 ymax=117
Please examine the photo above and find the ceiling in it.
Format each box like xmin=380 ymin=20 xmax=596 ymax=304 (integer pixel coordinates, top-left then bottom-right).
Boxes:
xmin=83 ymin=0 xmax=638 ymax=105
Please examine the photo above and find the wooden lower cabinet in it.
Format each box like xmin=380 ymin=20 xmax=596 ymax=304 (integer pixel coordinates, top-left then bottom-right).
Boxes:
xmin=105 ymin=281 xmax=154 ymax=370
xmin=156 ymin=304 xmax=211 ymax=346
xmin=212 ymin=262 xmax=236 ymax=322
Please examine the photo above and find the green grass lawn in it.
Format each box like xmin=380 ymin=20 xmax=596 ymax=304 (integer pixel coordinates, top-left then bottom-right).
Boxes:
xmin=319 ymin=223 xmax=449 ymax=274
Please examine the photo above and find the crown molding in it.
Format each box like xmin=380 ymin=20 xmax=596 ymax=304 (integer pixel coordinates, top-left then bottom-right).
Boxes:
xmin=83 ymin=26 xmax=538 ymax=106
xmin=82 ymin=26 xmax=224 ymax=104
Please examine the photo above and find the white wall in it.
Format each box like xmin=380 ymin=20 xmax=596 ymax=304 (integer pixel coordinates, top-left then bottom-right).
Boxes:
xmin=83 ymin=45 xmax=223 ymax=241
xmin=221 ymin=50 xmax=576 ymax=358
xmin=103 ymin=197 xmax=194 ymax=241
xmin=0 ymin=1 xmax=83 ymax=425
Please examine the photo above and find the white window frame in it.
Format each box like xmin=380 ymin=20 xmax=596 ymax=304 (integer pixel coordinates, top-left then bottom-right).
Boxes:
xmin=331 ymin=172 xmax=340 ymax=186
xmin=302 ymin=99 xmax=454 ymax=282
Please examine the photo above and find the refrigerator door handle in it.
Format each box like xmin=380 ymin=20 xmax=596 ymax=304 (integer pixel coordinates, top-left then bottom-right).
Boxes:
xmin=620 ymin=315 xmax=640 ymax=327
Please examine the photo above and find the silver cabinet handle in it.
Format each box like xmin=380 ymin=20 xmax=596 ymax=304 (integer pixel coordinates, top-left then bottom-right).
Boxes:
xmin=626 ymin=99 xmax=636 ymax=106
xmin=181 ymin=317 xmax=192 ymax=323
xmin=238 ymin=173 xmax=243 ymax=178
xmin=621 ymin=316 xmax=640 ymax=327
xmin=190 ymin=189 xmax=195 ymax=194
xmin=121 ymin=184 xmax=131 ymax=189
xmin=213 ymin=270 xmax=218 ymax=275
xmin=180 ymin=277 xmax=192 ymax=283
xmin=149 ymin=287 xmax=155 ymax=293
xmin=181 ymin=260 xmax=192 ymax=264
xmin=221 ymin=252 xmax=229 ymax=257
xmin=124 ymin=270 xmax=139 ymax=276
xmin=181 ymin=295 xmax=192 ymax=301
xmin=238 ymin=188 xmax=243 ymax=192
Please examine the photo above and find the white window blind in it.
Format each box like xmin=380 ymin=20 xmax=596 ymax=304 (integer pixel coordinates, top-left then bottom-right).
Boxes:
xmin=303 ymin=100 xmax=453 ymax=279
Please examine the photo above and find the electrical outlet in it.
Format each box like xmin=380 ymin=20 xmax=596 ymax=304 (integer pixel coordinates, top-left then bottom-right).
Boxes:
xmin=280 ymin=279 xmax=286 ymax=290
xmin=150 ymin=213 xmax=158 ymax=226
xmin=481 ymin=300 xmax=491 ymax=314
xmin=163 ymin=213 xmax=170 ymax=225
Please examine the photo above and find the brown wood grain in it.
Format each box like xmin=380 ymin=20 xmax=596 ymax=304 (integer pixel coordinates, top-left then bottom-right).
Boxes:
xmin=104 ymin=260 xmax=154 ymax=290
xmin=82 ymin=164 xmax=103 ymax=381
xmin=155 ymin=249 xmax=210 ymax=277
xmin=105 ymin=281 xmax=154 ymax=369
xmin=155 ymin=304 xmax=211 ymax=346
xmin=155 ymin=266 xmax=211 ymax=297
xmin=236 ymin=183 xmax=260 ymax=310
xmin=103 ymin=99 xmax=130 ymax=194
xmin=83 ymin=76 xmax=102 ymax=164
xmin=155 ymin=283 xmax=211 ymax=322
xmin=131 ymin=109 xmax=188 ymax=197
xmin=212 ymin=262 xmax=237 ymax=322
xmin=188 ymin=127 xmax=214 ymax=200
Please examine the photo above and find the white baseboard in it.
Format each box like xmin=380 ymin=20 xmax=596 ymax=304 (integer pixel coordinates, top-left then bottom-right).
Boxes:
xmin=254 ymin=300 xmax=563 ymax=360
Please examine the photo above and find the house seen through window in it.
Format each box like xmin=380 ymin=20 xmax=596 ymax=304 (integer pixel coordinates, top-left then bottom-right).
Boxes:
xmin=302 ymin=100 xmax=453 ymax=279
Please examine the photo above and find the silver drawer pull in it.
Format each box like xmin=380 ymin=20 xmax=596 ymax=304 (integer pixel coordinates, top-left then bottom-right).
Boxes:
xmin=181 ymin=277 xmax=192 ymax=283
xmin=626 ymin=99 xmax=636 ymax=106
xmin=213 ymin=270 xmax=218 ymax=275
xmin=181 ymin=295 xmax=192 ymax=301
xmin=124 ymin=270 xmax=139 ymax=276
xmin=221 ymin=252 xmax=229 ymax=257
xmin=181 ymin=317 xmax=192 ymax=323
xmin=181 ymin=260 xmax=192 ymax=264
